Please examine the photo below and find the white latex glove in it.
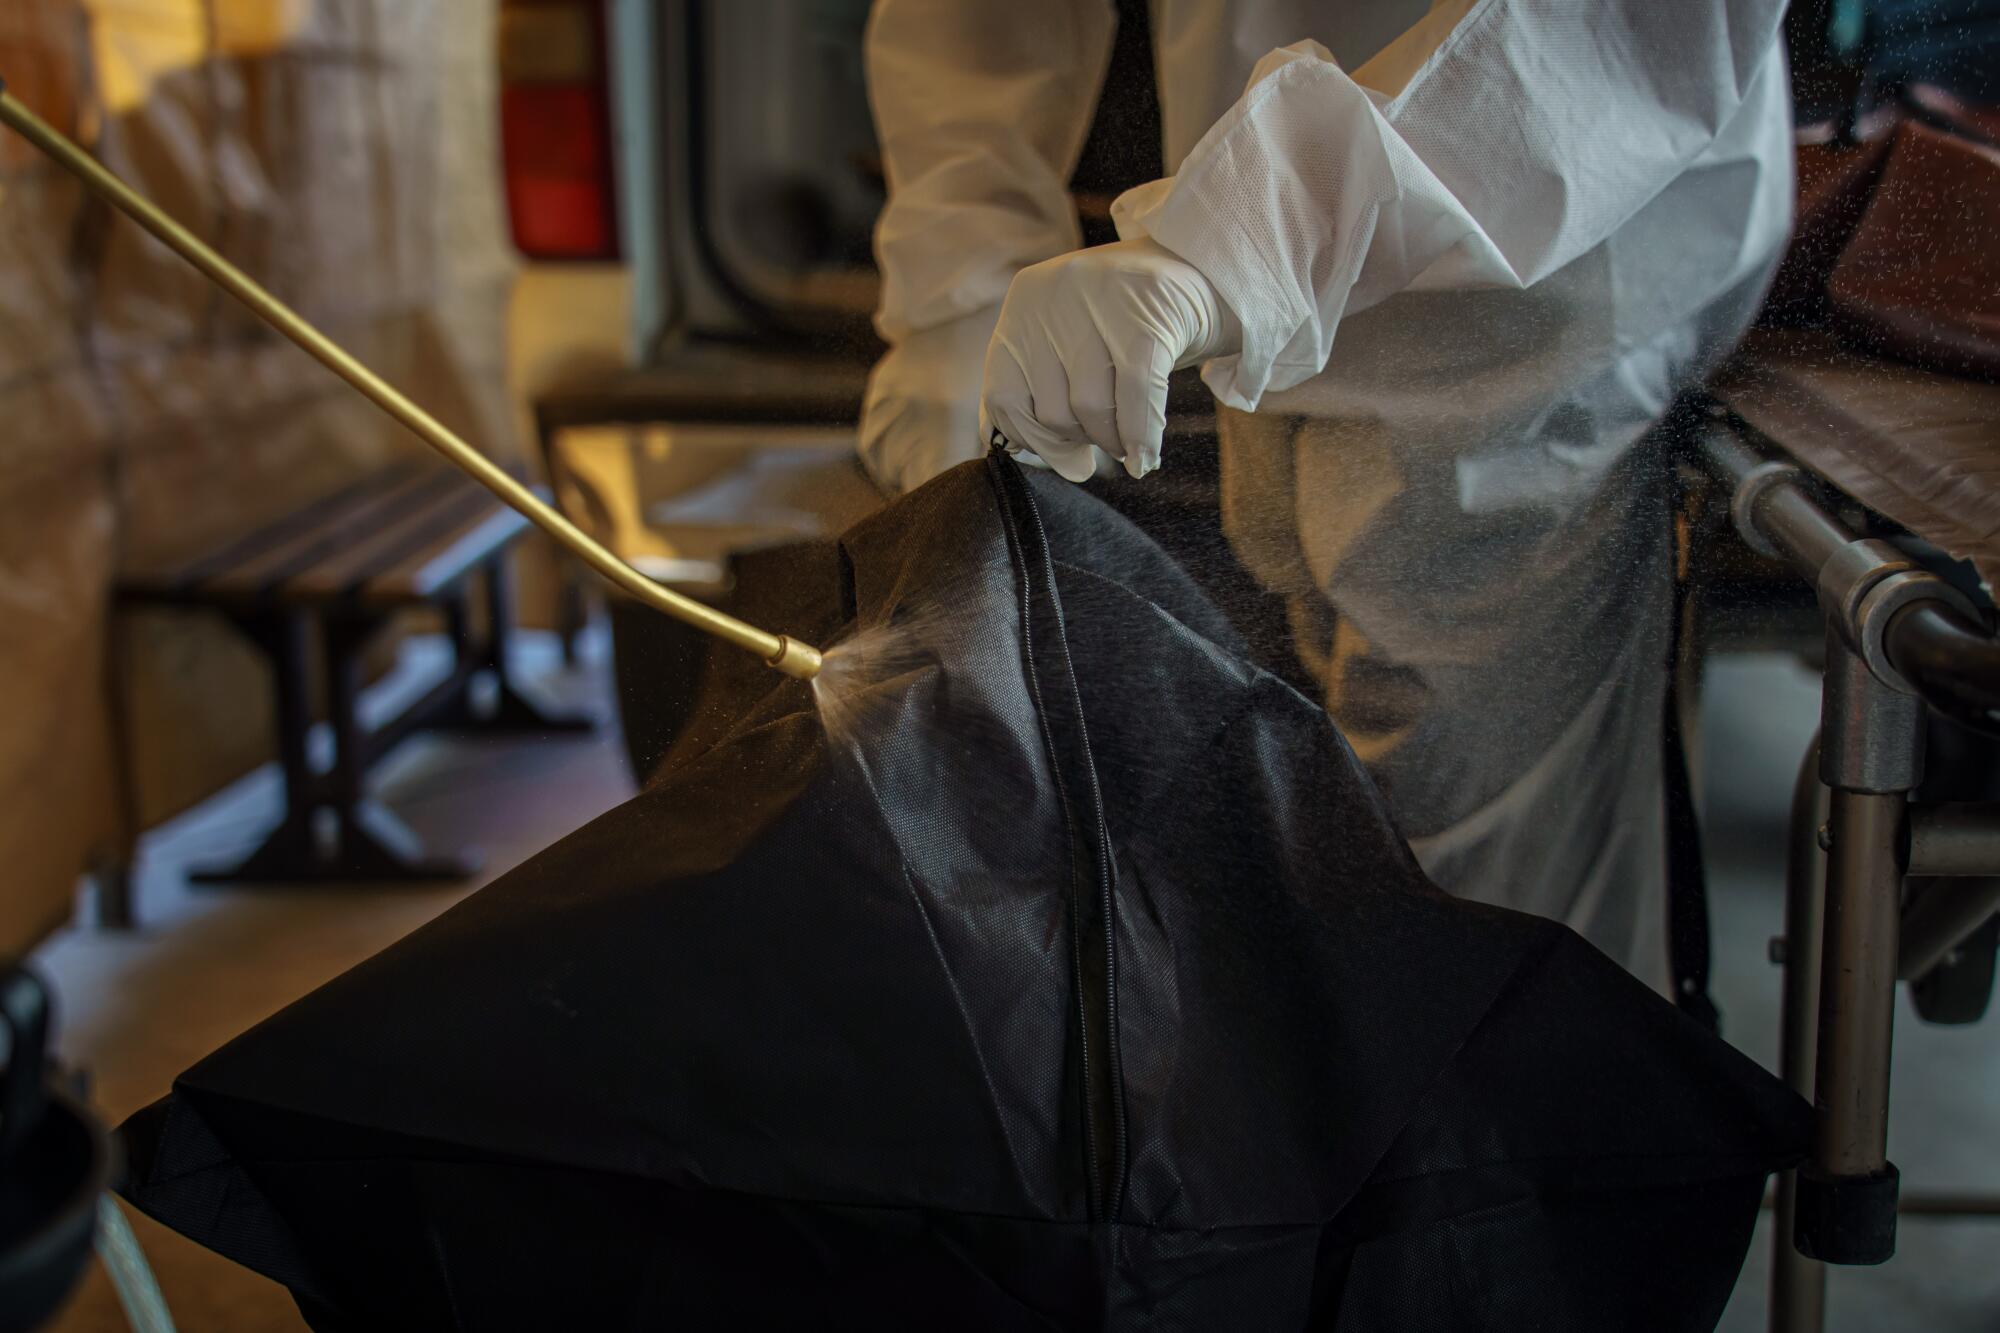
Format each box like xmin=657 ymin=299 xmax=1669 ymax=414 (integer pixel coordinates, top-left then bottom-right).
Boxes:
xmin=858 ymin=304 xmax=1003 ymax=495
xmin=979 ymin=237 xmax=1240 ymax=482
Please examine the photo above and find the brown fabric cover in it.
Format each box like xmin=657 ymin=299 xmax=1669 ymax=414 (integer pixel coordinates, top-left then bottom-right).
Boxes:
xmin=1827 ymin=120 xmax=2000 ymax=380
xmin=0 ymin=3 xmax=122 ymax=951
xmin=1760 ymin=129 xmax=1899 ymax=328
xmin=0 ymin=0 xmax=516 ymax=951
xmin=1766 ymin=91 xmax=2000 ymax=381
xmin=1729 ymin=95 xmax=2000 ymax=594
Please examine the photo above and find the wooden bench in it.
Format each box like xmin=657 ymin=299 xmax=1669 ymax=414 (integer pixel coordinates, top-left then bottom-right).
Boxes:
xmin=117 ymin=463 xmax=590 ymax=887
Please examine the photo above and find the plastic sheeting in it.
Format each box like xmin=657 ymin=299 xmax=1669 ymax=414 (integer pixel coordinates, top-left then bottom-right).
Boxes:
xmin=123 ymin=456 xmax=1804 ymax=1330
xmin=0 ymin=0 xmax=515 ymax=949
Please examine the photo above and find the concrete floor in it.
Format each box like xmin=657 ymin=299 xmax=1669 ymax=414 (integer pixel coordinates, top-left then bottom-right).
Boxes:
xmin=28 ymin=640 xmax=2000 ymax=1331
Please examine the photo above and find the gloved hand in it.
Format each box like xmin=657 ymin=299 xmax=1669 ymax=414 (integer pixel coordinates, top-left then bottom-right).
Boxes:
xmin=979 ymin=237 xmax=1241 ymax=482
xmin=858 ymin=304 xmax=1003 ymax=496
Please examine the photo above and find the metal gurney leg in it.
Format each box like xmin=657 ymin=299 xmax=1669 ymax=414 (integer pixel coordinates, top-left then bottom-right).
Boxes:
xmin=1770 ymin=739 xmax=1827 ymax=1333
xmin=1698 ymin=410 xmax=2000 ymax=1331
xmin=1792 ymin=636 xmax=1923 ymax=1267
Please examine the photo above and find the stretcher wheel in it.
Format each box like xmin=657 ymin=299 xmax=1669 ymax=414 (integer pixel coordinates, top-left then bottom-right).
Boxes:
xmin=1911 ymin=913 xmax=1997 ymax=1026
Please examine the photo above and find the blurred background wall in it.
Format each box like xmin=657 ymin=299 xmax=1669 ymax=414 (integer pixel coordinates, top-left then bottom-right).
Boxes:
xmin=0 ymin=0 xmax=519 ymax=950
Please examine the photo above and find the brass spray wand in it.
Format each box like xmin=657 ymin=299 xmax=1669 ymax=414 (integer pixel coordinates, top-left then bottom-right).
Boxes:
xmin=0 ymin=81 xmax=824 ymax=681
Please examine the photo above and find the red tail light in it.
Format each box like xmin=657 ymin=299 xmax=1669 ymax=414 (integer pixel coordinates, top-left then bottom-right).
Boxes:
xmin=499 ymin=0 xmax=619 ymax=261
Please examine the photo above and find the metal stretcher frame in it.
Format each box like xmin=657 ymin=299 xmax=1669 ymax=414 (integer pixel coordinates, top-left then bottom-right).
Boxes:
xmin=1695 ymin=408 xmax=2000 ymax=1333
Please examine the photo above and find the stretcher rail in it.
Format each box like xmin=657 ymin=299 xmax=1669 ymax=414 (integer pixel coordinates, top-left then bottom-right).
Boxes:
xmin=1699 ymin=416 xmax=2000 ymax=733
xmin=1889 ymin=604 xmax=2000 ymax=735
xmin=1697 ymin=408 xmax=2000 ymax=1333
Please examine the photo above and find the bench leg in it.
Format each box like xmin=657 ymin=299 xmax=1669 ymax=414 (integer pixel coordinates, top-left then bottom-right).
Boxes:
xmin=435 ymin=555 xmax=592 ymax=734
xmin=533 ymin=409 xmax=588 ymax=667
xmin=194 ymin=610 xmax=477 ymax=885
xmin=88 ymin=853 xmax=138 ymax=932
xmin=319 ymin=614 xmax=480 ymax=881
xmin=557 ymin=562 xmax=590 ymax=666
xmin=94 ymin=609 xmax=145 ymax=929
xmin=191 ymin=610 xmax=339 ymax=884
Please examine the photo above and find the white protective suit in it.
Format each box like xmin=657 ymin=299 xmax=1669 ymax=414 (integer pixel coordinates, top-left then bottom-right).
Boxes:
xmin=861 ymin=0 xmax=1794 ymax=988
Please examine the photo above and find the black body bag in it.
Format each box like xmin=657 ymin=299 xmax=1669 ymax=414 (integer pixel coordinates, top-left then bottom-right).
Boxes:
xmin=120 ymin=455 xmax=1806 ymax=1330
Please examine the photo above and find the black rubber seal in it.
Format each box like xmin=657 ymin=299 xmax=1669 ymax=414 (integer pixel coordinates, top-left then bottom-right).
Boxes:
xmin=1793 ymin=1162 xmax=1900 ymax=1265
